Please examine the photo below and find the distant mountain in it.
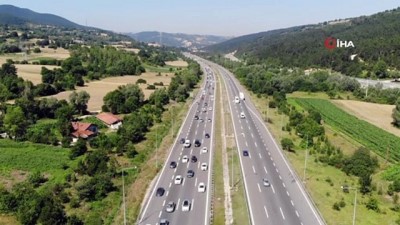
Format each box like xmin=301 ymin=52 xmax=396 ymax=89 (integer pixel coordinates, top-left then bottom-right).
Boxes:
xmin=128 ymin=31 xmax=231 ymax=50
xmin=207 ymin=7 xmax=400 ymax=76
xmin=0 ymin=4 xmax=83 ymax=28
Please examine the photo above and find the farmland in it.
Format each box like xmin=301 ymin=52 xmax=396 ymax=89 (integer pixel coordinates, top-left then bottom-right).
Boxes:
xmin=294 ymin=98 xmax=400 ymax=162
xmin=43 ymin=72 xmax=174 ymax=111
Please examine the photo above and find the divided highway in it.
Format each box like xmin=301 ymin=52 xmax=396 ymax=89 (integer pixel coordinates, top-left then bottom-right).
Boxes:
xmin=138 ymin=65 xmax=216 ymax=225
xmin=191 ymin=54 xmax=325 ymax=225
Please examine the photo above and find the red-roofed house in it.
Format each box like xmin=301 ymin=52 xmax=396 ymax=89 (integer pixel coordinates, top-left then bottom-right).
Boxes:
xmin=71 ymin=122 xmax=98 ymax=142
xmin=96 ymin=112 xmax=123 ymax=130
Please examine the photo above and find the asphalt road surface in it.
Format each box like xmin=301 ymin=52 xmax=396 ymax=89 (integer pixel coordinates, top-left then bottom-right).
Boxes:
xmin=190 ymin=54 xmax=326 ymax=225
xmin=138 ymin=64 xmax=216 ymax=225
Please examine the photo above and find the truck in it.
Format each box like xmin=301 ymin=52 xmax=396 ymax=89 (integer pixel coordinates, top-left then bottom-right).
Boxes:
xmin=239 ymin=92 xmax=245 ymax=101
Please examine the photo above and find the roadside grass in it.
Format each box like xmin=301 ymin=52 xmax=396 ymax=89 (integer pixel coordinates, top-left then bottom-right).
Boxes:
xmin=248 ymin=91 xmax=400 ymax=225
xmin=212 ymin=71 xmax=225 ymax=225
xmin=287 ymin=91 xmax=355 ymax=100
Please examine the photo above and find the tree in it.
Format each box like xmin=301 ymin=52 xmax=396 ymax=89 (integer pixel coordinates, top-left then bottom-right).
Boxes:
xmin=69 ymin=91 xmax=90 ymax=115
xmin=342 ymin=147 xmax=378 ymax=177
xmin=3 ymin=106 xmax=28 ymax=140
xmin=281 ymin=138 xmax=294 ymax=151
xmin=37 ymin=195 xmax=68 ymax=225
xmin=373 ymin=60 xmax=388 ymax=79
xmin=359 ymin=173 xmax=372 ymax=194
xmin=70 ymin=139 xmax=88 ymax=159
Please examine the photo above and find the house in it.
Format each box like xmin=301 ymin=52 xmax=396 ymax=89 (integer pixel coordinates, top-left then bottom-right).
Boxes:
xmin=96 ymin=112 xmax=123 ymax=130
xmin=71 ymin=122 xmax=98 ymax=142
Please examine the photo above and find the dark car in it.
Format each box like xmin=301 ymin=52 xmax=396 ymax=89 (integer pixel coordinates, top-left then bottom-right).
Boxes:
xmin=179 ymin=138 xmax=185 ymax=144
xmin=191 ymin=155 xmax=197 ymax=163
xmin=169 ymin=161 xmax=177 ymax=169
xmin=187 ymin=170 xmax=195 ymax=178
xmin=156 ymin=187 xmax=165 ymax=197
xmin=194 ymin=140 xmax=201 ymax=147
xmin=194 ymin=115 xmax=199 ymax=120
xmin=243 ymin=150 xmax=249 ymax=157
xmin=205 ymin=133 xmax=210 ymax=138
xmin=160 ymin=219 xmax=169 ymax=225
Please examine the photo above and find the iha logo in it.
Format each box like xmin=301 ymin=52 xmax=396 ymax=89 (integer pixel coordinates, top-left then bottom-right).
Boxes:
xmin=324 ymin=37 xmax=355 ymax=49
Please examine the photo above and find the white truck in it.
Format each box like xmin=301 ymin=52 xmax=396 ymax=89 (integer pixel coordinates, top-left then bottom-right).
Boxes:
xmin=239 ymin=92 xmax=245 ymax=101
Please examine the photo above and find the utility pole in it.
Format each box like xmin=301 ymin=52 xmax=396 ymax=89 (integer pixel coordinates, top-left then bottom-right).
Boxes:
xmin=303 ymin=135 xmax=308 ymax=183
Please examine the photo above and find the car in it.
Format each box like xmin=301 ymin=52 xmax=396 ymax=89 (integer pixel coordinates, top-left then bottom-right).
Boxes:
xmin=191 ymin=155 xmax=197 ymax=163
xmin=209 ymin=107 xmax=212 ymax=111
xmin=203 ymin=108 xmax=207 ymax=113
xmin=205 ymin=133 xmax=210 ymax=138
xmin=160 ymin=219 xmax=169 ymax=225
xmin=179 ymin=138 xmax=185 ymax=144
xmin=165 ymin=201 xmax=176 ymax=213
xmin=194 ymin=115 xmax=199 ymax=120
xmin=156 ymin=187 xmax=165 ymax=197
xmin=204 ymin=102 xmax=208 ymax=106
xmin=243 ymin=150 xmax=249 ymax=157
xmin=198 ymin=182 xmax=206 ymax=192
xmin=263 ymin=178 xmax=271 ymax=187
xmin=187 ymin=170 xmax=195 ymax=178
xmin=182 ymin=155 xmax=189 ymax=163
xmin=174 ymin=175 xmax=183 ymax=185
xmin=201 ymin=163 xmax=208 ymax=171
xmin=182 ymin=199 xmax=191 ymax=212
xmin=207 ymin=118 xmax=212 ymax=122
xmin=199 ymin=118 xmax=204 ymax=122
xmin=201 ymin=147 xmax=208 ymax=154
xmin=196 ymin=110 xmax=200 ymax=113
xmin=169 ymin=161 xmax=177 ymax=169
xmin=240 ymin=112 xmax=245 ymax=119
xmin=194 ymin=140 xmax=201 ymax=147
xmin=184 ymin=139 xmax=191 ymax=148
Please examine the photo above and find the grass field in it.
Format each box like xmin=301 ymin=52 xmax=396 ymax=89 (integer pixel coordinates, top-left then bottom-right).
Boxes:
xmin=0 ymin=47 xmax=70 ymax=64
xmin=15 ymin=64 xmax=60 ymax=85
xmin=0 ymin=139 xmax=72 ymax=188
xmin=333 ymin=100 xmax=399 ymax=137
xmin=165 ymin=60 xmax=188 ymax=67
xmin=294 ymin=98 xmax=400 ymax=162
xmin=247 ymin=92 xmax=400 ymax=225
xmin=43 ymin=72 xmax=173 ymax=111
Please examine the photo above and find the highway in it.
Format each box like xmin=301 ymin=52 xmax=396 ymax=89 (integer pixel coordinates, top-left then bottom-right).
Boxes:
xmin=138 ymin=64 xmax=216 ymax=225
xmin=191 ymin=54 xmax=325 ymax=225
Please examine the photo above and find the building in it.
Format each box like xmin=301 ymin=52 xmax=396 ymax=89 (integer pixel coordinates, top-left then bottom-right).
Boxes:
xmin=71 ymin=122 xmax=98 ymax=142
xmin=96 ymin=112 xmax=123 ymax=130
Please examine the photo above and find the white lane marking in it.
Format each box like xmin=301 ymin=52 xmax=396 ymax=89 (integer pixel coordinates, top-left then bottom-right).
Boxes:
xmin=282 ymin=183 xmax=286 ymax=188
xmin=280 ymin=207 xmax=286 ymax=220
xmin=182 ymin=177 xmax=186 ymax=186
xmin=259 ymin=153 xmax=262 ymax=159
xmin=163 ymin=200 xmax=166 ymax=206
xmin=240 ymin=125 xmax=243 ymax=129
xmin=245 ymin=141 xmax=248 ymax=147
xmin=268 ymin=152 xmax=270 ymax=156
xmin=264 ymin=206 xmax=269 ymax=218
xmin=271 ymin=185 xmax=276 ymax=194
xmin=192 ymin=198 xmax=195 ymax=211
xmin=169 ymin=182 xmax=172 ymax=188
xmin=252 ymin=166 xmax=256 ymax=173
xmin=279 ymin=175 xmax=282 ymax=180
xmin=296 ymin=210 xmax=300 ymax=217
xmin=249 ymin=153 xmax=252 ymax=159
xmin=270 ymin=156 xmax=273 ymax=161
xmin=251 ymin=133 xmax=254 ymax=138
xmin=190 ymin=149 xmax=193 ymax=155
xmin=276 ymin=168 xmax=279 ymax=173
xmin=195 ymin=178 xmax=198 ymax=187
xmin=187 ymin=162 xmax=190 ymax=169
xmin=291 ymin=200 xmax=294 ymax=206
xmin=264 ymin=166 xmax=268 ymax=174
xmin=273 ymin=162 xmax=276 ymax=167
xmin=257 ymin=183 xmax=261 ymax=192
xmin=158 ymin=211 xmax=162 ymax=218
xmin=166 ymin=190 xmax=169 ymax=197
xmin=255 ymin=142 xmax=258 ymax=147
xmin=287 ymin=191 xmax=290 ymax=196
xmin=171 ymin=175 xmax=174 ymax=180
xmin=177 ymin=198 xmax=181 ymax=210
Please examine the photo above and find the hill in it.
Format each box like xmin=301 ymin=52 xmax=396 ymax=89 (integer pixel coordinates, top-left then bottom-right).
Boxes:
xmin=128 ymin=31 xmax=231 ymax=50
xmin=207 ymin=7 xmax=400 ymax=77
xmin=0 ymin=4 xmax=83 ymax=28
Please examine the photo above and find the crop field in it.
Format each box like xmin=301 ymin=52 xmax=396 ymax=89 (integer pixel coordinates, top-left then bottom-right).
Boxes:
xmin=294 ymin=98 xmax=400 ymax=162
xmin=0 ymin=139 xmax=71 ymax=187
xmin=43 ymin=72 xmax=173 ymax=111
xmin=333 ymin=100 xmax=399 ymax=137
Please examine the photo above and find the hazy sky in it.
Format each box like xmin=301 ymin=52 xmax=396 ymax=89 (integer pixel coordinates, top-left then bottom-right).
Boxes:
xmin=1 ymin=0 xmax=399 ymax=36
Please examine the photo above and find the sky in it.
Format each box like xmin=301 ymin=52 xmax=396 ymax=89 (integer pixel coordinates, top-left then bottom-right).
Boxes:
xmin=1 ymin=0 xmax=399 ymax=36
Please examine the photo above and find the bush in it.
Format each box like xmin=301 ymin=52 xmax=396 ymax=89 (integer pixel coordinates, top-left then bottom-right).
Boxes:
xmin=33 ymin=48 xmax=41 ymax=53
xmin=136 ymin=78 xmax=147 ymax=84
xmin=332 ymin=202 xmax=341 ymax=211
xmin=28 ymin=171 xmax=48 ymax=187
xmin=147 ymin=84 xmax=156 ymax=90
xmin=366 ymin=198 xmax=380 ymax=212
xmin=281 ymin=138 xmax=294 ymax=152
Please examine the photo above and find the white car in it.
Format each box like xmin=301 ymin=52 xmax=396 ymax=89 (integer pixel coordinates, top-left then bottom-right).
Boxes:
xmin=208 ymin=107 xmax=212 ymax=111
xmin=184 ymin=139 xmax=191 ymax=148
xmin=240 ymin=112 xmax=245 ymax=119
xmin=182 ymin=155 xmax=189 ymax=163
xmin=201 ymin=163 xmax=208 ymax=171
xmin=174 ymin=175 xmax=183 ymax=185
xmin=198 ymin=182 xmax=206 ymax=193
xmin=182 ymin=199 xmax=191 ymax=212
xmin=201 ymin=147 xmax=208 ymax=154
